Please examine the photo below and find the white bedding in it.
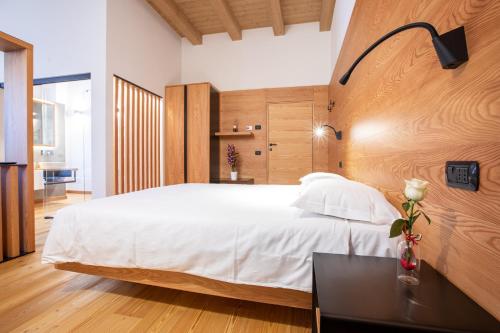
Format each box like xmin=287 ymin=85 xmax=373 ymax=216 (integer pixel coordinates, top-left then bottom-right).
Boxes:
xmin=42 ymin=184 xmax=397 ymax=292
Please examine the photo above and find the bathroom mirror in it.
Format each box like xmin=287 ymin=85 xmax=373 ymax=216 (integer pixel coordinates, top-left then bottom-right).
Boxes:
xmin=33 ymin=99 xmax=56 ymax=147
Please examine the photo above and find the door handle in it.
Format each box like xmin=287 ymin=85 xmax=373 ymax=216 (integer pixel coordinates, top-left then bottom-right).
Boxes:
xmin=269 ymin=143 xmax=277 ymax=151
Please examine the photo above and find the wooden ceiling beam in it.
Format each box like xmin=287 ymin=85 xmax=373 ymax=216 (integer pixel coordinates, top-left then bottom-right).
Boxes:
xmin=319 ymin=0 xmax=336 ymax=31
xmin=147 ymin=0 xmax=203 ymax=45
xmin=209 ymin=0 xmax=242 ymax=41
xmin=269 ymin=0 xmax=285 ymax=36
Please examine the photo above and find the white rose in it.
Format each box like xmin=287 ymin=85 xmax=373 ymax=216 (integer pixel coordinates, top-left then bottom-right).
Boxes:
xmin=404 ymin=178 xmax=429 ymax=202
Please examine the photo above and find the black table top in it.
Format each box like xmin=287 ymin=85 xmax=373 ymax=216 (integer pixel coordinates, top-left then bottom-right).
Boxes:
xmin=313 ymin=253 xmax=499 ymax=333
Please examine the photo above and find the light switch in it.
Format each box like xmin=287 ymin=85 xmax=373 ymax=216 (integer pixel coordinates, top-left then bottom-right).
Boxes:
xmin=446 ymin=161 xmax=479 ymax=191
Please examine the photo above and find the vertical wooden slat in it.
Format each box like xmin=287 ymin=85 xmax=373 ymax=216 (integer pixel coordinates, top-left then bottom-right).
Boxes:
xmin=144 ymin=94 xmax=148 ymax=188
xmin=150 ymin=95 xmax=154 ymax=188
xmin=153 ymin=97 xmax=158 ymax=186
xmin=156 ymin=97 xmax=160 ymax=186
xmin=157 ymin=97 xmax=161 ymax=186
xmin=129 ymin=86 xmax=134 ymax=192
xmin=131 ymin=86 xmax=136 ymax=192
xmin=151 ymin=96 xmax=155 ymax=187
xmin=137 ymin=90 xmax=141 ymax=190
xmin=138 ymin=90 xmax=143 ymax=190
xmin=142 ymin=91 xmax=146 ymax=189
xmin=120 ymin=79 xmax=125 ymax=194
xmin=148 ymin=94 xmax=153 ymax=188
xmin=114 ymin=77 xmax=119 ymax=194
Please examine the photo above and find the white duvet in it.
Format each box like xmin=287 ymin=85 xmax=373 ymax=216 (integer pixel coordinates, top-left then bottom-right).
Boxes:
xmin=42 ymin=184 xmax=397 ymax=292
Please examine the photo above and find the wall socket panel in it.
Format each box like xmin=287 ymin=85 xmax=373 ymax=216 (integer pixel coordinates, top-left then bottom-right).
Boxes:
xmin=446 ymin=161 xmax=479 ymax=191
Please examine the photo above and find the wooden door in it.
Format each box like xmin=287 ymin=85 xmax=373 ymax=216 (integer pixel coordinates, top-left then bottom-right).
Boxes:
xmin=186 ymin=83 xmax=211 ymax=183
xmin=164 ymin=85 xmax=185 ymax=185
xmin=267 ymin=102 xmax=313 ymax=184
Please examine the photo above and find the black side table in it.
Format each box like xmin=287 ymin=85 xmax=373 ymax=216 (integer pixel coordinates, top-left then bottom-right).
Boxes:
xmin=312 ymin=253 xmax=499 ymax=333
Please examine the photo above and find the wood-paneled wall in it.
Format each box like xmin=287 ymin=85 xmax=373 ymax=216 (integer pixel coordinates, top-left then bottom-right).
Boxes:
xmin=113 ymin=76 xmax=161 ymax=194
xmin=328 ymin=0 xmax=500 ymax=318
xmin=219 ymin=86 xmax=328 ymax=183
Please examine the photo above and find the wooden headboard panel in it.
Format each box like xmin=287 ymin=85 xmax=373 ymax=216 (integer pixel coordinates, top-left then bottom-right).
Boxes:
xmin=328 ymin=0 xmax=499 ymax=318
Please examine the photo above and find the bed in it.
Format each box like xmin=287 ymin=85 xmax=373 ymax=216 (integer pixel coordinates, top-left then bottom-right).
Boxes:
xmin=42 ymin=183 xmax=397 ymax=309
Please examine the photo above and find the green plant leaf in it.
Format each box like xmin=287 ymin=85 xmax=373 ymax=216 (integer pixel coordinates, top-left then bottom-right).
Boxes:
xmin=422 ymin=211 xmax=432 ymax=224
xmin=402 ymin=202 xmax=410 ymax=212
xmin=390 ymin=219 xmax=406 ymax=238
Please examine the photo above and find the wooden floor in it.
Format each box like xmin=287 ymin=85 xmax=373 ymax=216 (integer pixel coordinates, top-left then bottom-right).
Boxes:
xmin=0 ymin=194 xmax=311 ymax=332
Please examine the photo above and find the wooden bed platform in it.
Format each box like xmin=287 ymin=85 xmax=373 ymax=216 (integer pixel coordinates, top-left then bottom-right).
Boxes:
xmin=55 ymin=263 xmax=312 ymax=310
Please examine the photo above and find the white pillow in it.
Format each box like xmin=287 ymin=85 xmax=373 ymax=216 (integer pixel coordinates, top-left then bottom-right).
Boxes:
xmin=299 ymin=172 xmax=346 ymax=187
xmin=292 ymin=178 xmax=401 ymax=224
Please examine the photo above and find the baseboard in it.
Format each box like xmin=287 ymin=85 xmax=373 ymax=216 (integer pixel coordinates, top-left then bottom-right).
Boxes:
xmin=66 ymin=190 xmax=92 ymax=195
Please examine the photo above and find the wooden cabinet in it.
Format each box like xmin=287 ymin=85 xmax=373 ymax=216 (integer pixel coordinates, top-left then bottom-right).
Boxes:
xmin=164 ymin=83 xmax=219 ymax=185
xmin=164 ymin=85 xmax=186 ymax=185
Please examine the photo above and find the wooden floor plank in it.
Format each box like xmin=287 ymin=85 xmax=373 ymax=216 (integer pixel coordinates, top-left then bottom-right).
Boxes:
xmin=0 ymin=194 xmax=312 ymax=333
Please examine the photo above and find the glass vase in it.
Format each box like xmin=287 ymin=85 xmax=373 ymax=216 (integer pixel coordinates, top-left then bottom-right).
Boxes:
xmin=397 ymin=235 xmax=420 ymax=285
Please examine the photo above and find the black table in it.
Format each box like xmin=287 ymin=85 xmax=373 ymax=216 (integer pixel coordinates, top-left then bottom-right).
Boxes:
xmin=312 ymin=253 xmax=499 ymax=333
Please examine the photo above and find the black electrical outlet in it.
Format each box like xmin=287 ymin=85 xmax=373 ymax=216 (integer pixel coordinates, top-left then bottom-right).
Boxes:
xmin=255 ymin=124 xmax=262 ymax=130
xmin=255 ymin=150 xmax=261 ymax=156
xmin=446 ymin=161 xmax=479 ymax=191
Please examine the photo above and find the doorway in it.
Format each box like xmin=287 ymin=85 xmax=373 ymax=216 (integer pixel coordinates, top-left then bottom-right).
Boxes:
xmin=32 ymin=75 xmax=92 ymax=218
xmin=267 ymin=102 xmax=313 ymax=184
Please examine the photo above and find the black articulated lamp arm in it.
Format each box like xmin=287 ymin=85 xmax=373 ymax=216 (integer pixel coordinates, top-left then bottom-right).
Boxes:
xmin=339 ymin=22 xmax=468 ymax=85
xmin=322 ymin=124 xmax=342 ymax=140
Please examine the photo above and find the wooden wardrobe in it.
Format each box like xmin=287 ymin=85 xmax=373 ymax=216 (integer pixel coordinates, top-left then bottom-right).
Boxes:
xmin=164 ymin=83 xmax=220 ymax=185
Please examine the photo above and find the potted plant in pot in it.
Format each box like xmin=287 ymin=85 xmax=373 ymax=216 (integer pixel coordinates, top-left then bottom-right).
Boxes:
xmin=390 ymin=178 xmax=432 ymax=285
xmin=227 ymin=144 xmax=239 ymax=181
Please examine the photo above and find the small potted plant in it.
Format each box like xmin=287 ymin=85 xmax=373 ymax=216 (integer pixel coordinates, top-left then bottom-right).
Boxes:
xmin=390 ymin=178 xmax=432 ymax=285
xmin=227 ymin=144 xmax=239 ymax=181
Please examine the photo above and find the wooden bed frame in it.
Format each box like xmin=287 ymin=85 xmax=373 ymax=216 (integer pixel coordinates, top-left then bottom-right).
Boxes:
xmin=55 ymin=263 xmax=311 ymax=309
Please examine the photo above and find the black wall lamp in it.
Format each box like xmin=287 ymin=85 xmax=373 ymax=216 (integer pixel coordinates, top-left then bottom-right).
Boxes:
xmin=339 ymin=22 xmax=468 ymax=85
xmin=314 ymin=124 xmax=342 ymax=140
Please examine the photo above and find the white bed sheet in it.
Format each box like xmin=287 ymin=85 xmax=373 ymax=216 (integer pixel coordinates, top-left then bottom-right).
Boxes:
xmin=42 ymin=184 xmax=397 ymax=292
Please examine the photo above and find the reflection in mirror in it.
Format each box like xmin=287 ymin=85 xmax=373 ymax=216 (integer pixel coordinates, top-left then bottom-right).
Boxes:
xmin=33 ymin=99 xmax=56 ymax=147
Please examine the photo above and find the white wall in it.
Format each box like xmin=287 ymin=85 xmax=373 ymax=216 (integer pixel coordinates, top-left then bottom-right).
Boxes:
xmin=106 ymin=0 xmax=181 ymax=97
xmin=0 ymin=0 xmax=107 ymax=197
xmin=181 ymin=22 xmax=332 ymax=91
xmin=329 ymin=0 xmax=356 ymax=75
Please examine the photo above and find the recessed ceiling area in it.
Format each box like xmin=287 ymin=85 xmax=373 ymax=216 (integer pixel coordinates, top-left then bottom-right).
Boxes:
xmin=146 ymin=0 xmax=336 ymax=45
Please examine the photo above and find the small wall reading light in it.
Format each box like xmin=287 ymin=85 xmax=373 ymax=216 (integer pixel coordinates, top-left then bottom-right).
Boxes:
xmin=339 ymin=22 xmax=468 ymax=85
xmin=314 ymin=125 xmax=342 ymax=140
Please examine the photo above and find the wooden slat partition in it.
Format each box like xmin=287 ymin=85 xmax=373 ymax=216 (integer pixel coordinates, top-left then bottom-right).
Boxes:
xmin=113 ymin=76 xmax=162 ymax=194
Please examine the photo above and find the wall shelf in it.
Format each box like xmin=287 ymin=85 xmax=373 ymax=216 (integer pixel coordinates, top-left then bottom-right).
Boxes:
xmin=214 ymin=131 xmax=253 ymax=137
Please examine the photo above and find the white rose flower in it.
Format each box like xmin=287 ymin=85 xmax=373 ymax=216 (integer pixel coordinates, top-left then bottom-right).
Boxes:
xmin=404 ymin=178 xmax=429 ymax=202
